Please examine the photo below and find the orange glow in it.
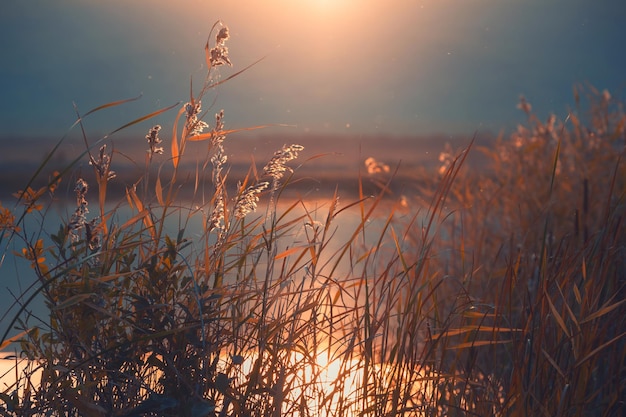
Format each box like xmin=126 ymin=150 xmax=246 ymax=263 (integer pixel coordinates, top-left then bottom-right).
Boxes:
xmin=226 ymin=349 xmax=364 ymax=416
xmin=81 ymin=0 xmax=503 ymax=134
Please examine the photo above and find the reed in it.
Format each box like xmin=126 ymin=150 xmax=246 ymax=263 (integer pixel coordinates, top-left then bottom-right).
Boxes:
xmin=0 ymin=22 xmax=624 ymax=417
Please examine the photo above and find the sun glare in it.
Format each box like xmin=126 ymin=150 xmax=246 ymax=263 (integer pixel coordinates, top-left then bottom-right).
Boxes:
xmin=296 ymin=0 xmax=357 ymax=11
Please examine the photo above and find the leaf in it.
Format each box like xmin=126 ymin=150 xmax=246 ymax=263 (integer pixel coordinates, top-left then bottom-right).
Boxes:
xmin=105 ymin=102 xmax=179 ymax=138
xmin=575 ymin=331 xmax=626 ymax=367
xmin=142 ymin=210 xmax=156 ymax=241
xmin=545 ymin=290 xmax=571 ymax=339
xmin=204 ymin=56 xmax=266 ymax=90
xmin=52 ymin=293 xmax=93 ymax=311
xmin=186 ymin=125 xmax=281 ymax=142
xmin=542 ymin=348 xmax=566 ymax=379
xmin=292 ymin=302 xmax=317 ymax=318
xmin=125 ymin=187 xmax=155 ymax=239
xmin=204 ymin=21 xmax=221 ymax=69
xmin=448 ymin=339 xmax=512 ymax=349
xmin=332 ymin=290 xmax=342 ymax=306
xmin=573 ymin=283 xmax=582 ymax=305
xmin=171 ymin=106 xmax=185 ymax=169
xmin=274 ymin=245 xmax=311 ymax=260
xmin=126 ymin=186 xmax=144 ymax=212
xmin=308 ymin=244 xmax=318 ymax=267
xmin=436 ymin=325 xmax=522 ymax=338
xmin=92 ymin=272 xmax=132 ymax=284
xmin=580 ymin=298 xmax=626 ymax=324
xmin=462 ymin=311 xmax=497 ymax=319
xmin=120 ymin=208 xmax=150 ymax=231
xmin=0 ymin=330 xmax=29 ymax=351
xmin=81 ymin=94 xmax=143 ymax=118
xmin=556 ymin=280 xmax=580 ymax=333
xmin=155 ymin=175 xmax=164 ymax=206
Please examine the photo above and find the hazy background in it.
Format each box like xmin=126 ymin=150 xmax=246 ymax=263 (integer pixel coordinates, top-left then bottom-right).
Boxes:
xmin=1 ymin=0 xmax=624 ymax=141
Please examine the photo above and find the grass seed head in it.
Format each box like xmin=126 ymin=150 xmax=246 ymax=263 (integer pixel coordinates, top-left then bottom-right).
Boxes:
xmin=234 ymin=182 xmax=269 ymax=219
xmin=146 ymin=124 xmax=164 ymax=158
xmin=89 ymin=144 xmax=116 ymax=182
xmin=209 ymin=26 xmax=232 ymax=67
xmin=68 ymin=178 xmax=89 ymax=243
xmin=263 ymin=144 xmax=305 ymax=181
xmin=184 ymin=101 xmax=209 ymax=137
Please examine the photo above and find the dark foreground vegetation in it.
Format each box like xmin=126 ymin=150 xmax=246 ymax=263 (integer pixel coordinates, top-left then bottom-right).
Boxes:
xmin=1 ymin=23 xmax=624 ymax=416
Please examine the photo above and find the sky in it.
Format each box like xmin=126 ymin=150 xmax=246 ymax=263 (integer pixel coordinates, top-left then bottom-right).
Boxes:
xmin=0 ymin=0 xmax=625 ymax=141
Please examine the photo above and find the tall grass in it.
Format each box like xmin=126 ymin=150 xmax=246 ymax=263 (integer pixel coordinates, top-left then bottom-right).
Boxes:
xmin=1 ymin=22 xmax=624 ymax=416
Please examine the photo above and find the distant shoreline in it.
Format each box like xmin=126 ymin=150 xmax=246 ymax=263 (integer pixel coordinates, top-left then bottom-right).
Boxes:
xmin=0 ymin=132 xmax=493 ymax=202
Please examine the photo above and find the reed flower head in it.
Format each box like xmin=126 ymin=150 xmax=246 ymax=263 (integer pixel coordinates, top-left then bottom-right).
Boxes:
xmin=68 ymin=178 xmax=89 ymax=243
xmin=211 ymin=143 xmax=227 ymax=186
xmin=211 ymin=110 xmax=226 ymax=147
xmin=146 ymin=125 xmax=164 ymax=159
xmin=234 ymin=182 xmax=269 ymax=219
xmin=184 ymin=101 xmax=209 ymax=137
xmin=89 ymin=145 xmax=116 ymax=182
xmin=209 ymin=26 xmax=232 ymax=67
xmin=216 ymin=27 xmax=230 ymax=45
xmin=364 ymin=157 xmax=390 ymax=174
xmin=214 ymin=109 xmax=225 ymax=131
xmin=263 ymin=144 xmax=305 ymax=181
xmin=86 ymin=217 xmax=102 ymax=253
xmin=207 ymin=191 xmax=225 ymax=232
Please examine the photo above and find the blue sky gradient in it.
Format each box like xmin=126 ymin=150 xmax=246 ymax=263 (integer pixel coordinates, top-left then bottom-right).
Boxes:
xmin=1 ymin=0 xmax=625 ymax=141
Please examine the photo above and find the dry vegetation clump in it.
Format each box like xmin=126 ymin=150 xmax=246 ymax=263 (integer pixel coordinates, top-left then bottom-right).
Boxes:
xmin=396 ymin=86 xmax=626 ymax=416
xmin=1 ymin=21 xmax=624 ymax=417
